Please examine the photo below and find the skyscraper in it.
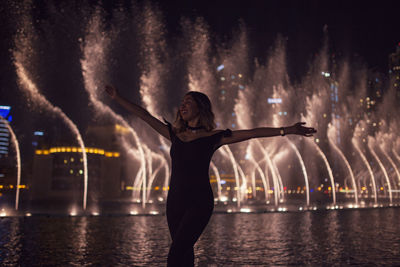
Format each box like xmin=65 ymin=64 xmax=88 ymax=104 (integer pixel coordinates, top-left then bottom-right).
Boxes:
xmin=0 ymin=106 xmax=12 ymax=158
xmin=0 ymin=105 xmax=14 ymax=197
xmin=388 ymin=43 xmax=400 ymax=100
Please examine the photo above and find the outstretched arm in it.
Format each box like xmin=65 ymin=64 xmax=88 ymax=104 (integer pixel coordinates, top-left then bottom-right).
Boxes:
xmin=220 ymin=122 xmax=316 ymax=145
xmin=105 ymin=85 xmax=170 ymax=140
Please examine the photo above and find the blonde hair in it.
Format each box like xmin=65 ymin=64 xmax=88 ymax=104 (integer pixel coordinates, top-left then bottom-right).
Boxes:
xmin=173 ymin=91 xmax=216 ymax=133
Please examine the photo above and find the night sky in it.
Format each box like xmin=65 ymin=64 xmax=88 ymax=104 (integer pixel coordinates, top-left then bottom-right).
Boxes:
xmin=1 ymin=0 xmax=399 ymax=82
xmin=0 ymin=0 xmax=399 ymax=157
xmin=147 ymin=0 xmax=400 ymax=78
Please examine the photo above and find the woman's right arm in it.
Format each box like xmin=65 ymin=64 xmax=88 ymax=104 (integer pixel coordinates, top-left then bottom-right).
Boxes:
xmin=105 ymin=85 xmax=170 ymax=140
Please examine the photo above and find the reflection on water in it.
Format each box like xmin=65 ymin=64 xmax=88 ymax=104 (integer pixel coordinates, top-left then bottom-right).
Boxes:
xmin=1 ymin=209 xmax=400 ymax=266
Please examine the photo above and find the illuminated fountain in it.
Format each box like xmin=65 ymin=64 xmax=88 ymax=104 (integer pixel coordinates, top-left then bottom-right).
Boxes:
xmin=79 ymin=9 xmax=162 ymax=211
xmin=0 ymin=116 xmax=21 ymax=212
xmin=12 ymin=2 xmax=88 ymax=213
xmin=352 ymin=137 xmax=377 ymax=205
xmin=3 ymin=1 xmax=400 ymax=215
xmin=368 ymin=137 xmax=392 ymax=204
xmin=328 ymin=122 xmax=358 ymax=206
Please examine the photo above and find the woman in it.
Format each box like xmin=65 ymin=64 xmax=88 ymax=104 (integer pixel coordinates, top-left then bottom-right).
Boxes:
xmin=105 ymin=85 xmax=316 ymax=266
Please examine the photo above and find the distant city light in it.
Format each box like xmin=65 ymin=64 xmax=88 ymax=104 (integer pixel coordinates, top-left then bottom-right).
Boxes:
xmin=0 ymin=210 xmax=7 ymax=217
xmin=240 ymin=208 xmax=251 ymax=213
xmin=219 ymin=196 xmax=228 ymax=202
xmin=34 ymin=131 xmax=44 ymax=136
xmin=321 ymin=71 xmax=331 ymax=77
xmin=35 ymin=146 xmax=119 ymax=157
xmin=267 ymin=98 xmax=282 ymax=104
xmin=217 ymin=64 xmax=224 ymax=71
xmin=0 ymin=106 xmax=11 ymax=120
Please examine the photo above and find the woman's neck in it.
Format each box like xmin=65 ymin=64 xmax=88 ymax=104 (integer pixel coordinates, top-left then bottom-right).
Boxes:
xmin=186 ymin=125 xmax=205 ymax=132
xmin=186 ymin=117 xmax=200 ymax=128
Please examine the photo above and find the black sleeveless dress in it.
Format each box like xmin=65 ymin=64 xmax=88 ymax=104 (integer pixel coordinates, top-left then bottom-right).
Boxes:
xmin=165 ymin=121 xmax=231 ymax=267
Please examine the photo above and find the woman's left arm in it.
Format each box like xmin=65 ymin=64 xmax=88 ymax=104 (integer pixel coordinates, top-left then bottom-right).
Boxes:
xmin=220 ymin=122 xmax=316 ymax=145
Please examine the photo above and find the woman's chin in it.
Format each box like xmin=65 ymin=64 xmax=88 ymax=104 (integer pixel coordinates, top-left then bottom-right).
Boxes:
xmin=181 ymin=115 xmax=190 ymax=121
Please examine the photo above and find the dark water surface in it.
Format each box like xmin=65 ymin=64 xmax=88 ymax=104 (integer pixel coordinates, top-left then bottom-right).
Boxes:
xmin=1 ymin=208 xmax=400 ymax=266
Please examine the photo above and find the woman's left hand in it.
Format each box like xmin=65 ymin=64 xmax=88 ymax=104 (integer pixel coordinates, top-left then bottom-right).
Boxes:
xmin=288 ymin=122 xmax=317 ymax=137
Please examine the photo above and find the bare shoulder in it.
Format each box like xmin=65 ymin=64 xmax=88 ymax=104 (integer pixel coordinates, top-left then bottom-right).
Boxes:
xmin=211 ymin=129 xmax=226 ymax=135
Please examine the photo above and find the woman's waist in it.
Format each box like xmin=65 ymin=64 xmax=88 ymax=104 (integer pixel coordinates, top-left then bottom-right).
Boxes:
xmin=168 ymin=181 xmax=213 ymax=194
xmin=167 ymin=186 xmax=214 ymax=204
xmin=169 ymin=181 xmax=212 ymax=192
xmin=170 ymin=173 xmax=210 ymax=184
xmin=169 ymin=181 xmax=212 ymax=193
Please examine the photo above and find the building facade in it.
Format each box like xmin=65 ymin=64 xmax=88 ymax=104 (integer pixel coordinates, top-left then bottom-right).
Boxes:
xmin=389 ymin=43 xmax=400 ymax=100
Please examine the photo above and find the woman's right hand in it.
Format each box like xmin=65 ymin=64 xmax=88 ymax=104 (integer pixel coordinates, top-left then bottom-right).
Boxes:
xmin=105 ymin=84 xmax=118 ymax=99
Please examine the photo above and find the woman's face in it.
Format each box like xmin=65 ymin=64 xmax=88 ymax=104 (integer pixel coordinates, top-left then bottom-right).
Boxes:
xmin=180 ymin=94 xmax=199 ymax=122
